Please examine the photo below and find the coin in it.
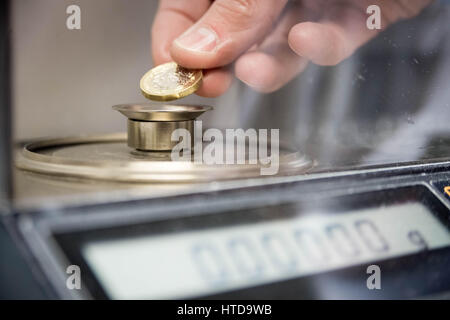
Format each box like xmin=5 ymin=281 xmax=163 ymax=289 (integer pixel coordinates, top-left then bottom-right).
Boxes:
xmin=140 ymin=62 xmax=203 ymax=101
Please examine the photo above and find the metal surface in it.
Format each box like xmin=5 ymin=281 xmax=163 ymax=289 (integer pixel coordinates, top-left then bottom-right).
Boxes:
xmin=15 ymin=133 xmax=313 ymax=184
xmin=113 ymin=103 xmax=212 ymax=122
xmin=140 ymin=62 xmax=203 ymax=101
xmin=10 ymin=162 xmax=450 ymax=299
xmin=128 ymin=119 xmax=193 ymax=151
xmin=114 ymin=103 xmax=211 ymax=151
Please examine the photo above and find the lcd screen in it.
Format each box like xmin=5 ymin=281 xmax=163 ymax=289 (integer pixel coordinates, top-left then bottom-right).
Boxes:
xmin=81 ymin=202 xmax=450 ymax=299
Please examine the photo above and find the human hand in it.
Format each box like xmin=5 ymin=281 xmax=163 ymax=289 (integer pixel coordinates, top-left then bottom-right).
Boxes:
xmin=152 ymin=0 xmax=432 ymax=97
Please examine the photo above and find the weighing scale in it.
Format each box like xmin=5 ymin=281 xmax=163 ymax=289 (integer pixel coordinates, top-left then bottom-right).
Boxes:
xmin=5 ymin=119 xmax=450 ymax=299
xmin=2 ymin=1 xmax=450 ymax=300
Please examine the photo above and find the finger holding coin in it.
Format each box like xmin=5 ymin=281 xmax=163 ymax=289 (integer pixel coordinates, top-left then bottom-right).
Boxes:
xmin=151 ymin=0 xmax=233 ymax=99
xmin=140 ymin=62 xmax=203 ymax=101
xmin=140 ymin=62 xmax=232 ymax=101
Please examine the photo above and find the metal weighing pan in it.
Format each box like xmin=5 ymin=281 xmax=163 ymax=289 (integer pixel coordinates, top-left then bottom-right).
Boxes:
xmin=16 ymin=133 xmax=314 ymax=184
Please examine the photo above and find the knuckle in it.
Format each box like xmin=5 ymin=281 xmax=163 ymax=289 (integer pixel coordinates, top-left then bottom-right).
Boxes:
xmin=396 ymin=0 xmax=428 ymax=17
xmin=214 ymin=0 xmax=259 ymax=20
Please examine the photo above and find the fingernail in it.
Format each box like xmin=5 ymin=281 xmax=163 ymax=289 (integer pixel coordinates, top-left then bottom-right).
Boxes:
xmin=175 ymin=27 xmax=219 ymax=53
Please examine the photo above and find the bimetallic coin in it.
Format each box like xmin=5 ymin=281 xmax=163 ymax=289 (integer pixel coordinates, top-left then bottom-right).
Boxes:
xmin=140 ymin=62 xmax=203 ymax=101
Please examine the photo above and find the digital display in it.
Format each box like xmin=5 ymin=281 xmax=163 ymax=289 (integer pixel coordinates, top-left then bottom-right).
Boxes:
xmin=82 ymin=202 xmax=450 ymax=299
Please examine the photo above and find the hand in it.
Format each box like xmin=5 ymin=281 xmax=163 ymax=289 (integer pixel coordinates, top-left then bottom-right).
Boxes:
xmin=152 ymin=0 xmax=432 ymax=97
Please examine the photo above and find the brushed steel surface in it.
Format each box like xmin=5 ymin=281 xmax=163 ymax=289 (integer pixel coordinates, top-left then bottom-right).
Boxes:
xmin=114 ymin=103 xmax=212 ymax=151
xmin=113 ymin=104 xmax=212 ymax=122
xmin=128 ymin=119 xmax=193 ymax=151
xmin=15 ymin=133 xmax=314 ymax=184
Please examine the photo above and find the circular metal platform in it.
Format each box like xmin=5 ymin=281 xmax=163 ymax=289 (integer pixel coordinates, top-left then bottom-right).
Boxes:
xmin=16 ymin=133 xmax=314 ymax=183
xmin=113 ymin=103 xmax=212 ymax=122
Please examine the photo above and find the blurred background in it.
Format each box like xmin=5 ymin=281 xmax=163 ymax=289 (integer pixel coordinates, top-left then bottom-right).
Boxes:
xmin=12 ymin=0 xmax=243 ymax=141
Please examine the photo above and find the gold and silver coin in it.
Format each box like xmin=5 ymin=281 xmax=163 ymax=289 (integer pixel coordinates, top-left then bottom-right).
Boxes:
xmin=140 ymin=62 xmax=203 ymax=101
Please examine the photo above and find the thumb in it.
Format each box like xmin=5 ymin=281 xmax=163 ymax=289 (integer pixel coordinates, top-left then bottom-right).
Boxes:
xmin=170 ymin=0 xmax=288 ymax=69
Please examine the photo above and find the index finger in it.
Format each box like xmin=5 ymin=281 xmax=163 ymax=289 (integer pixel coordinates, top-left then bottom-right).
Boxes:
xmin=152 ymin=0 xmax=211 ymax=65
